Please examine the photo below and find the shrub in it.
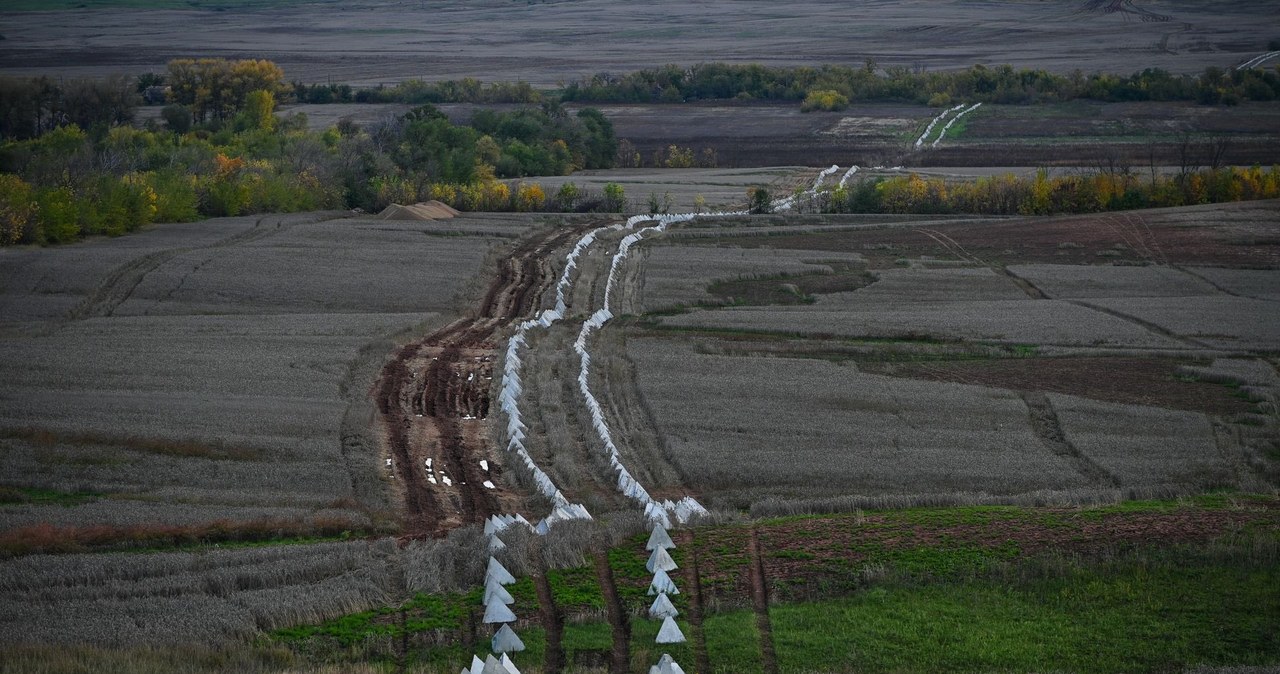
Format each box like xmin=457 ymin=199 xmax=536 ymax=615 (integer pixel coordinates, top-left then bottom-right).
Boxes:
xmin=0 ymin=173 xmax=36 ymax=244
xmin=928 ymin=92 xmax=953 ymax=107
xmin=34 ymin=186 xmax=79 ymax=243
xmin=748 ymin=186 xmax=773 ymax=214
xmin=800 ymin=89 xmax=849 ymax=112
xmin=554 ymin=182 xmax=581 ymax=211
xmin=602 ymin=182 xmax=626 ymax=212
xmin=515 ymin=182 xmax=546 ymax=211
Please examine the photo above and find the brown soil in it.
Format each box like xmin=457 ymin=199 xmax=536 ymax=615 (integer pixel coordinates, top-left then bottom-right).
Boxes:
xmin=532 ymin=558 xmax=566 ymax=674
xmin=746 ymin=527 xmax=780 ymax=674
xmin=679 ymin=529 xmax=712 ymax=674
xmin=374 ymin=223 xmax=592 ymax=538
xmin=592 ymin=548 xmax=630 ymax=674
xmin=861 ymin=356 xmax=1259 ymax=418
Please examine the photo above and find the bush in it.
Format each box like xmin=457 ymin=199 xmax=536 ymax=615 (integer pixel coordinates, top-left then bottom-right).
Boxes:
xmin=34 ymin=186 xmax=79 ymax=243
xmin=801 ymin=89 xmax=850 ymax=112
xmin=928 ymin=92 xmax=953 ymax=107
xmin=0 ymin=173 xmax=36 ymax=244
xmin=602 ymin=182 xmax=626 ymax=212
xmin=554 ymin=182 xmax=580 ymax=211
xmin=748 ymin=186 xmax=773 ymax=214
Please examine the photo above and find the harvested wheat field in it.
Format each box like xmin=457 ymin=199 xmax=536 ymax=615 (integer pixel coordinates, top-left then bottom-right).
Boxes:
xmin=614 ymin=200 xmax=1280 ymax=511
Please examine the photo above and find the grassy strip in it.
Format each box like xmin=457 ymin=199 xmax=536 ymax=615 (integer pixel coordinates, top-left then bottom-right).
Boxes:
xmin=768 ymin=558 xmax=1279 ymax=674
xmin=271 ymin=496 xmax=1280 ymax=671
xmin=273 ymin=537 xmax=1279 ymax=673
xmin=0 ymin=485 xmax=100 ymax=506
xmin=0 ymin=427 xmax=265 ymax=461
xmin=0 ymin=515 xmax=372 ymax=557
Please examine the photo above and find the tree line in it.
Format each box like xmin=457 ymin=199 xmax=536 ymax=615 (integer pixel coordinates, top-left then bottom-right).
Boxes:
xmin=8 ymin=58 xmax=1278 ymax=144
xmin=560 ymin=62 xmax=1280 ymax=107
xmin=804 ymin=166 xmax=1280 ymax=217
xmin=0 ymin=60 xmax=623 ymax=246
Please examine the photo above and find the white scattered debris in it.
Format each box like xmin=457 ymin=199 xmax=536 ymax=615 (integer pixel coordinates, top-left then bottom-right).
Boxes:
xmin=442 ymin=475 xmax=453 ymax=487
xmin=483 ymin=480 xmax=496 ymax=489
xmin=480 ymin=459 xmax=489 ymax=471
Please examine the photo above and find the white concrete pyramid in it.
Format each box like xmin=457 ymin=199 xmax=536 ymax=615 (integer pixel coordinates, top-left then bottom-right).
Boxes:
xmin=500 ymin=653 xmax=522 ymax=674
xmin=483 ymin=597 xmax=517 ymax=624
xmin=492 ymin=623 xmax=526 ymax=653
xmin=486 ymin=557 xmax=516 ymax=585
xmin=648 ymin=568 xmax=679 ymax=596
xmin=481 ymin=654 xmax=506 ymax=674
xmin=488 ymin=536 xmax=507 ymax=553
xmin=646 ymin=547 xmax=678 ymax=573
xmin=484 ymin=579 xmax=515 ymax=605
xmin=655 ymin=616 xmax=686 ymax=644
xmin=649 ymin=653 xmax=687 ymax=674
xmin=468 ymin=654 xmax=484 ymax=674
xmin=649 ymin=592 xmax=678 ymax=619
xmin=646 ymin=524 xmax=675 ymax=551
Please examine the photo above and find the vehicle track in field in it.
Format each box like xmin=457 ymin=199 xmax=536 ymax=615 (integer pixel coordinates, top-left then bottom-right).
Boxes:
xmin=374 ymin=223 xmax=590 ymax=538
xmin=68 ymin=212 xmax=333 ymax=320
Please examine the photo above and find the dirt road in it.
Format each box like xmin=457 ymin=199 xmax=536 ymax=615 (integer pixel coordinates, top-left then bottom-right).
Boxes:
xmin=374 ymin=223 xmax=590 ymax=538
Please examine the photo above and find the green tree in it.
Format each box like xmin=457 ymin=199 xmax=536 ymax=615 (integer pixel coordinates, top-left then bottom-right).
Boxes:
xmin=602 ymin=182 xmax=626 ymax=212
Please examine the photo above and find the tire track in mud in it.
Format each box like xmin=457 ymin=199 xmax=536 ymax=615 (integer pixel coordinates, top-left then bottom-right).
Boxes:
xmin=375 ymin=224 xmax=588 ymax=538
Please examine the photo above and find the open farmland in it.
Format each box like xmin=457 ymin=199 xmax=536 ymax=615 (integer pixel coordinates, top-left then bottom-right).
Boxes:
xmin=606 ymin=199 xmax=1280 ymax=511
xmin=0 ymin=211 xmax=549 ymax=645
xmin=4 ymin=0 xmax=1279 ymax=84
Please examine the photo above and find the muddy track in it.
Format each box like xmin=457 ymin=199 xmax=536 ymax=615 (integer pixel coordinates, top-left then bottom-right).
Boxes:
xmin=592 ymin=548 xmax=630 ymax=674
xmin=681 ymin=529 xmax=712 ymax=674
xmin=747 ymin=527 xmax=780 ymax=674
xmin=374 ymin=223 xmax=591 ymax=538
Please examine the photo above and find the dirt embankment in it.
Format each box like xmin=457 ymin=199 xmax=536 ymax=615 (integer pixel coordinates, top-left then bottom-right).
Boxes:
xmin=374 ymin=224 xmax=590 ymax=538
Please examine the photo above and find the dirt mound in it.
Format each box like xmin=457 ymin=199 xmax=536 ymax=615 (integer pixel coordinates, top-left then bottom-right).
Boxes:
xmin=376 ymin=201 xmax=461 ymax=221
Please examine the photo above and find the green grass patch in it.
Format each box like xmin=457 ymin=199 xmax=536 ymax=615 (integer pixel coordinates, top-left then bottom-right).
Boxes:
xmin=769 ymin=558 xmax=1280 ymax=673
xmin=706 ymin=269 xmax=876 ymax=307
xmin=0 ymin=485 xmax=100 ymax=506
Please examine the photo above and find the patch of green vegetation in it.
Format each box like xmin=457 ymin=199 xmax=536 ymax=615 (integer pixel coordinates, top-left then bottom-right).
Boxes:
xmin=769 ymin=558 xmax=1280 ymax=673
xmin=0 ymin=486 xmax=100 ymax=507
xmin=771 ymin=549 xmax=817 ymax=561
xmin=707 ymin=269 xmax=877 ymax=307
xmin=546 ymin=566 xmax=604 ymax=611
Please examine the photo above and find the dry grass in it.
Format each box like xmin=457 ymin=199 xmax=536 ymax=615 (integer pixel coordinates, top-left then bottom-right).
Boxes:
xmin=0 ymin=540 xmax=394 ymax=646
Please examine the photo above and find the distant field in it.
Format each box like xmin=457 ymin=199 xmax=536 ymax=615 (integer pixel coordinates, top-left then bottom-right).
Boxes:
xmin=0 ymin=212 xmax=534 ymax=549
xmin=0 ymin=0 xmax=320 ymax=10
xmin=3 ymin=0 xmax=1278 ymax=84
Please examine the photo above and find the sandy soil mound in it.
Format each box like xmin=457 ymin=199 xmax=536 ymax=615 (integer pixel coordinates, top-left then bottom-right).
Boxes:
xmin=376 ymin=201 xmax=461 ymax=220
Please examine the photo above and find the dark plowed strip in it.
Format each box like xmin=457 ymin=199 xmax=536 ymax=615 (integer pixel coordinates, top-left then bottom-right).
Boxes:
xmin=374 ymin=223 xmax=597 ymax=538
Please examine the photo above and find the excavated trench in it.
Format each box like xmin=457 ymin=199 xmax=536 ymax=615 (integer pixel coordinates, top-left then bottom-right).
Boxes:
xmin=374 ymin=223 xmax=592 ymax=538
